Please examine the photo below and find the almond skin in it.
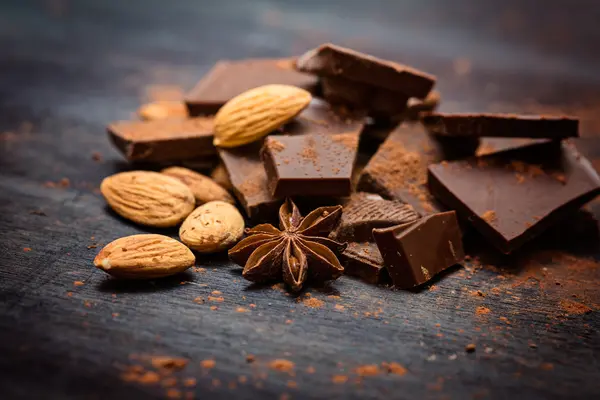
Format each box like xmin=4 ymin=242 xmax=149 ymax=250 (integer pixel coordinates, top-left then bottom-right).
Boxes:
xmin=138 ymin=100 xmax=188 ymax=121
xmin=101 ymin=171 xmax=195 ymax=227
xmin=94 ymin=234 xmax=195 ymax=279
xmin=180 ymin=201 xmax=245 ymax=253
xmin=161 ymin=166 xmax=235 ymax=205
xmin=213 ymin=84 xmax=311 ymax=148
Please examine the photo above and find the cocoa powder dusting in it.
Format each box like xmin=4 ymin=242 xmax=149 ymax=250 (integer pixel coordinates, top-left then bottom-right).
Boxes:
xmin=268 ymin=359 xmax=295 ymax=375
xmin=299 ymin=296 xmax=325 ymax=309
xmin=267 ymin=138 xmax=286 ymax=152
xmin=354 ymin=364 xmax=380 ymax=377
xmin=330 ymin=133 xmax=359 ymax=150
xmin=481 ymin=210 xmax=497 ymax=224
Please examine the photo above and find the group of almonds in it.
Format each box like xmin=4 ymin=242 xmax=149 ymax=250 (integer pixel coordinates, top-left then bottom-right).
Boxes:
xmin=94 ymin=84 xmax=313 ymax=279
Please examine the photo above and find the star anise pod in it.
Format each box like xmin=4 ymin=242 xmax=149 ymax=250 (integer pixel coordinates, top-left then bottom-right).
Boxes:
xmin=229 ymin=198 xmax=347 ymax=291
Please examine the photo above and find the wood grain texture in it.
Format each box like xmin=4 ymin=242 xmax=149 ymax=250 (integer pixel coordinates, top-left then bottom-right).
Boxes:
xmin=1 ymin=1 xmax=600 ymax=399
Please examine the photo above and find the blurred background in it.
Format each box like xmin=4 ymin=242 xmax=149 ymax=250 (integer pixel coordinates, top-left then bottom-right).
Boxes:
xmin=1 ymin=0 xmax=599 ymax=134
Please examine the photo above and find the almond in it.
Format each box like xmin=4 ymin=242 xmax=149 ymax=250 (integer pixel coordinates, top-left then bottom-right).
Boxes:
xmin=180 ymin=201 xmax=244 ymax=253
xmin=138 ymin=100 xmax=188 ymax=121
xmin=101 ymin=171 xmax=195 ymax=227
xmin=213 ymin=84 xmax=311 ymax=148
xmin=211 ymin=162 xmax=233 ymax=192
xmin=94 ymin=234 xmax=195 ymax=279
xmin=161 ymin=166 xmax=235 ymax=206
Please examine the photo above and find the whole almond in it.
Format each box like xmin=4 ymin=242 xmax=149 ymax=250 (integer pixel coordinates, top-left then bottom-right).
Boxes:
xmin=180 ymin=201 xmax=244 ymax=253
xmin=94 ymin=234 xmax=195 ymax=279
xmin=161 ymin=166 xmax=235 ymax=205
xmin=213 ymin=84 xmax=311 ymax=148
xmin=138 ymin=100 xmax=188 ymax=121
xmin=101 ymin=171 xmax=195 ymax=227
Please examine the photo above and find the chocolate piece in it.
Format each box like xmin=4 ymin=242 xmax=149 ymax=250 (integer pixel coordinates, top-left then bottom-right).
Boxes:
xmin=428 ymin=141 xmax=600 ymax=253
xmin=341 ymin=242 xmax=387 ymax=284
xmin=423 ymin=113 xmax=579 ymax=139
xmin=321 ymin=76 xmax=409 ymax=118
xmin=357 ymin=123 xmax=479 ymax=215
xmin=185 ymin=58 xmax=319 ymax=116
xmin=260 ymin=132 xmax=360 ymax=198
xmin=219 ymin=101 xmax=365 ymax=221
xmin=297 ymin=43 xmax=436 ymax=99
xmin=373 ymin=211 xmax=464 ymax=289
xmin=107 ymin=118 xmax=215 ymax=163
xmin=332 ymin=193 xmax=420 ymax=242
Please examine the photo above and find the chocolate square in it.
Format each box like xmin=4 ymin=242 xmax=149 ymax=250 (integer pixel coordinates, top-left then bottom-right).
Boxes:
xmin=107 ymin=118 xmax=215 ymax=163
xmin=428 ymin=141 xmax=600 ymax=253
xmin=423 ymin=113 xmax=579 ymax=139
xmin=373 ymin=211 xmax=464 ymax=289
xmin=260 ymin=133 xmax=359 ymax=198
xmin=185 ymin=58 xmax=319 ymax=116
xmin=341 ymin=242 xmax=388 ymax=284
xmin=296 ymin=43 xmax=435 ymax=98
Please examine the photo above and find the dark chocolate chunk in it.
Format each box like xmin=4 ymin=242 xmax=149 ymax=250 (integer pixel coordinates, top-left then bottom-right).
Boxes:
xmin=296 ymin=43 xmax=436 ymax=99
xmin=321 ymin=76 xmax=409 ymax=118
xmin=357 ymin=123 xmax=479 ymax=215
xmin=423 ymin=113 xmax=579 ymax=139
xmin=373 ymin=211 xmax=464 ymax=289
xmin=332 ymin=193 xmax=420 ymax=242
xmin=107 ymin=118 xmax=215 ymax=163
xmin=428 ymin=141 xmax=600 ymax=253
xmin=260 ymin=132 xmax=360 ymax=198
xmin=341 ymin=242 xmax=388 ymax=284
xmin=219 ymin=101 xmax=366 ymax=221
xmin=185 ymin=58 xmax=319 ymax=116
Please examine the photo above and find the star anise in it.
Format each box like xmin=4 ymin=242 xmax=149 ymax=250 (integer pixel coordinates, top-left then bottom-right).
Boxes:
xmin=229 ymin=198 xmax=347 ymax=291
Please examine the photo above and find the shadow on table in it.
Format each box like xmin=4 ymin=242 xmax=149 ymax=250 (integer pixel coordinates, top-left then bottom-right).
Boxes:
xmin=465 ymin=208 xmax=600 ymax=273
xmin=96 ymin=271 xmax=194 ymax=293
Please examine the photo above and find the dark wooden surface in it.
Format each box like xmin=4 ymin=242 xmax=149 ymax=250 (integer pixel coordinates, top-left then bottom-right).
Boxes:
xmin=1 ymin=1 xmax=600 ymax=399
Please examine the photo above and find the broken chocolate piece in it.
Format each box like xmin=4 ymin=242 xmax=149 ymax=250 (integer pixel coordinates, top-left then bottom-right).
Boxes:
xmin=219 ymin=101 xmax=365 ymax=221
xmin=107 ymin=118 xmax=215 ymax=163
xmin=332 ymin=193 xmax=420 ymax=242
xmin=373 ymin=211 xmax=464 ymax=289
xmin=428 ymin=141 xmax=600 ymax=253
xmin=357 ymin=123 xmax=479 ymax=215
xmin=185 ymin=58 xmax=319 ymax=116
xmin=261 ymin=132 xmax=360 ymax=198
xmin=423 ymin=113 xmax=578 ymax=139
xmin=321 ymin=76 xmax=409 ymax=118
xmin=296 ymin=43 xmax=436 ymax=99
xmin=341 ymin=242 xmax=388 ymax=284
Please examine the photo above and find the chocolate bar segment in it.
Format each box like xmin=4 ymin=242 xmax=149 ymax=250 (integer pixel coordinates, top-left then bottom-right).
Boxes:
xmin=428 ymin=141 xmax=600 ymax=253
xmin=423 ymin=113 xmax=579 ymax=139
xmin=185 ymin=59 xmax=319 ymax=116
xmin=321 ymin=76 xmax=409 ymax=118
xmin=296 ymin=43 xmax=436 ymax=99
xmin=357 ymin=123 xmax=479 ymax=215
xmin=332 ymin=193 xmax=420 ymax=242
xmin=219 ymin=101 xmax=366 ymax=221
xmin=373 ymin=211 xmax=464 ymax=289
xmin=341 ymin=242 xmax=388 ymax=284
xmin=261 ymin=133 xmax=359 ymax=198
xmin=107 ymin=118 xmax=215 ymax=163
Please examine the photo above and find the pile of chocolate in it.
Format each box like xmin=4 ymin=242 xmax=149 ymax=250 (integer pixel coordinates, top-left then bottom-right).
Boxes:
xmin=107 ymin=43 xmax=600 ymax=291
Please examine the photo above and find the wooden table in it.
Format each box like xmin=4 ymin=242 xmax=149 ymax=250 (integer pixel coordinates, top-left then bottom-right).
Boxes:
xmin=1 ymin=1 xmax=599 ymax=398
